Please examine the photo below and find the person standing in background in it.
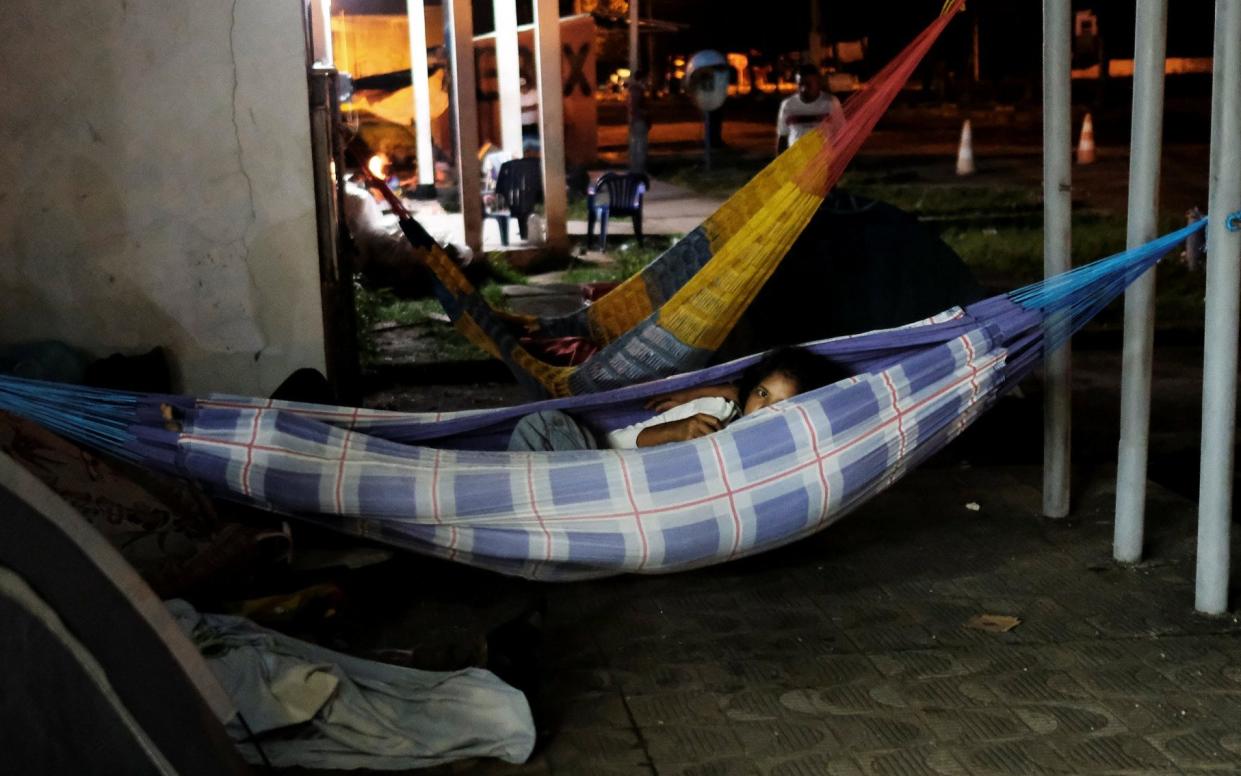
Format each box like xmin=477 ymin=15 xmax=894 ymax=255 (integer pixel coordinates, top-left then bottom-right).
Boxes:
xmin=520 ymin=77 xmax=540 ymax=154
xmin=776 ymin=64 xmax=844 ymax=154
xmin=627 ymin=69 xmax=650 ymax=175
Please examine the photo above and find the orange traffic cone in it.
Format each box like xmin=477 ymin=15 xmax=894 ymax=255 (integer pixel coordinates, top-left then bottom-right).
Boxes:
xmin=1076 ymin=113 xmax=1096 ymax=165
xmin=956 ymin=119 xmax=975 ymax=176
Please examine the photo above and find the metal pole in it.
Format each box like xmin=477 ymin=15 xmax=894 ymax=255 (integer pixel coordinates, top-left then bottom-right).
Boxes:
xmin=445 ymin=0 xmax=484 ymax=253
xmin=703 ymin=112 xmax=712 ymax=170
xmin=308 ymin=0 xmax=333 ymax=65
xmin=405 ymin=0 xmax=436 ymax=190
xmin=809 ymin=0 xmax=823 ymax=67
xmin=533 ymin=0 xmax=568 ymax=249
xmin=1042 ymin=0 xmax=1072 ymax=519
xmin=1113 ymin=0 xmax=1168 ymax=563
xmin=629 ymin=0 xmax=640 ymax=74
xmin=493 ymin=0 xmax=524 ymax=158
xmin=308 ymin=66 xmax=360 ymax=402
xmin=1196 ymin=0 xmax=1241 ymax=615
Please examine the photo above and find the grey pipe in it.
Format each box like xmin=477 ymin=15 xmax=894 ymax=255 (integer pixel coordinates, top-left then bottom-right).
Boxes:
xmin=1043 ymin=0 xmax=1072 ymax=518
xmin=1196 ymin=0 xmax=1241 ymax=615
xmin=1114 ymin=0 xmax=1168 ymax=563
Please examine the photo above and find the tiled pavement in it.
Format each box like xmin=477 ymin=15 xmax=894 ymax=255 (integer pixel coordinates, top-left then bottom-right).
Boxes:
xmin=416 ymin=462 xmax=1241 ymax=776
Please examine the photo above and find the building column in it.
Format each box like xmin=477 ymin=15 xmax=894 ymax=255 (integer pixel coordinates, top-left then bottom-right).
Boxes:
xmin=445 ymin=0 xmax=483 ymax=253
xmin=493 ymin=0 xmax=523 ymax=158
xmin=533 ymin=0 xmax=567 ymax=249
xmin=405 ymin=0 xmax=436 ymax=189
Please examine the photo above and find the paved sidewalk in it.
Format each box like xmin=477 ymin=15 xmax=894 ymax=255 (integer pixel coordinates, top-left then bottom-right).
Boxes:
xmin=399 ymin=177 xmax=721 ymax=253
xmin=393 ymin=461 xmax=1241 ymax=776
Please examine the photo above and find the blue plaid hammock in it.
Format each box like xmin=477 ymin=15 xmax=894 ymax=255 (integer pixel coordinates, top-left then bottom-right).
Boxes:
xmin=0 ymin=221 xmax=1204 ymax=580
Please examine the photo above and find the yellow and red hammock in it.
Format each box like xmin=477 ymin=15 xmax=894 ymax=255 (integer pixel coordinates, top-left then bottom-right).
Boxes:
xmin=372 ymin=1 xmax=964 ymax=397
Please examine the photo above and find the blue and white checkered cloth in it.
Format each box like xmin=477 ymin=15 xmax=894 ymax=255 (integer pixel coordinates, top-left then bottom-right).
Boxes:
xmin=174 ymin=315 xmax=1005 ymax=580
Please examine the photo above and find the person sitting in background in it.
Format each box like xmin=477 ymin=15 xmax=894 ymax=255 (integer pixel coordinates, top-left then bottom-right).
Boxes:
xmin=775 ymin=64 xmax=845 ymax=154
xmin=508 ymin=347 xmax=851 ymax=452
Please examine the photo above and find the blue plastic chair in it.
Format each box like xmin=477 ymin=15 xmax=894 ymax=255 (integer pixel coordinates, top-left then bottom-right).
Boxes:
xmin=586 ymin=172 xmax=650 ymax=250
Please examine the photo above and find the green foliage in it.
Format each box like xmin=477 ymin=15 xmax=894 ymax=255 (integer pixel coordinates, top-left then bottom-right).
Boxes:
xmin=561 ymin=237 xmax=676 ymax=285
xmin=648 ymin=156 xmax=767 ymax=199
xmin=353 ymin=277 xmax=396 ymax=364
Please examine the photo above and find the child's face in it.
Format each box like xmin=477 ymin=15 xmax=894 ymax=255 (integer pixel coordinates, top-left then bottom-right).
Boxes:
xmin=743 ymin=371 xmax=800 ymax=415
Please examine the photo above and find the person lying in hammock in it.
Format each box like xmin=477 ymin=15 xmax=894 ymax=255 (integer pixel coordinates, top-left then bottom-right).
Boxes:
xmin=508 ymin=347 xmax=850 ymax=451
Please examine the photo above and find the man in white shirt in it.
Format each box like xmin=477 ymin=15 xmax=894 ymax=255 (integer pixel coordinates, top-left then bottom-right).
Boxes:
xmin=776 ymin=64 xmax=845 ymax=154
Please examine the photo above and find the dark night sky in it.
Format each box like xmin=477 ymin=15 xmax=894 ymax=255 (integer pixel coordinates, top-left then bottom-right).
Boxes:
xmin=336 ymin=0 xmax=1217 ymax=79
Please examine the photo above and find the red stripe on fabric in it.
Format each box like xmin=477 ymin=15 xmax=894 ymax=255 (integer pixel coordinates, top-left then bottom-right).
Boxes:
xmin=527 ymin=456 xmax=553 ymax=562
xmin=333 ymin=407 xmax=360 ymax=514
xmin=431 ymin=450 xmax=443 ymax=525
xmin=961 ymin=334 xmax=980 ymax=402
xmin=238 ymin=399 xmax=271 ymax=497
xmin=614 ymin=451 xmax=649 ymax=568
xmin=881 ymin=371 xmax=908 ymax=459
xmin=796 ymin=405 xmax=831 ymax=521
xmin=709 ymin=437 xmax=744 ymax=558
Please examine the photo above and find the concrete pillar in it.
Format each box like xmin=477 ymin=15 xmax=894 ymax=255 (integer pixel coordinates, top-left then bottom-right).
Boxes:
xmin=493 ymin=0 xmax=523 ymax=158
xmin=1195 ymin=0 xmax=1241 ymax=615
xmin=1042 ymin=0 xmax=1072 ymax=519
xmin=445 ymin=0 xmax=483 ymax=253
xmin=533 ymin=0 xmax=568 ymax=249
xmin=405 ymin=0 xmax=436 ymax=188
xmin=1113 ymin=0 xmax=1168 ymax=564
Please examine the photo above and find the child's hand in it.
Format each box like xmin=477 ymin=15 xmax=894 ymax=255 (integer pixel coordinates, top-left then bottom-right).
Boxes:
xmin=636 ymin=414 xmax=724 ymax=446
xmin=644 ymin=384 xmax=738 ymax=413
xmin=645 ymin=390 xmax=695 ymax=413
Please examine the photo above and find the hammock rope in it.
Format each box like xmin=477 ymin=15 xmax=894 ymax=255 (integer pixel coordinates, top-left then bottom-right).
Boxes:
xmin=0 ymin=219 xmax=1208 ymax=580
xmin=365 ymin=0 xmax=967 ymax=397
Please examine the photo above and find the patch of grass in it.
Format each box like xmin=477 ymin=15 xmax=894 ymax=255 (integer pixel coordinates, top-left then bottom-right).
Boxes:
xmin=483 ymin=257 xmax=528 ymax=286
xmin=560 ymin=237 xmax=677 ymax=285
xmin=354 ymin=276 xmax=510 ymax=364
xmin=841 ymin=181 xmax=1042 ymax=217
xmin=648 ymin=155 xmax=767 ymax=199
xmin=941 ymin=211 xmax=1204 ymax=327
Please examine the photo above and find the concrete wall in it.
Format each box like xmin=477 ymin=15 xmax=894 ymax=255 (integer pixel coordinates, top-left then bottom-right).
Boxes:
xmin=0 ymin=0 xmax=326 ymax=395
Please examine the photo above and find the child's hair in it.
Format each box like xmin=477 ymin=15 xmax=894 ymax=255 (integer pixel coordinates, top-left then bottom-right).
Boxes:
xmin=735 ymin=347 xmax=850 ymax=404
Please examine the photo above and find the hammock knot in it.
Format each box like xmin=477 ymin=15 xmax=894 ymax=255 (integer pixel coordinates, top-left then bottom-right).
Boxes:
xmin=1226 ymin=210 xmax=1241 ymax=233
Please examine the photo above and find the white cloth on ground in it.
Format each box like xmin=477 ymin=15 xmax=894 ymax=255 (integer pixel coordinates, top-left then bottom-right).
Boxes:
xmin=167 ymin=599 xmax=535 ymax=771
xmin=605 ymin=396 xmax=740 ymax=449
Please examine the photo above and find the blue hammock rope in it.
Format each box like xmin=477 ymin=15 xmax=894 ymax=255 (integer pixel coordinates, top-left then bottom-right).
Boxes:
xmin=0 ymin=218 xmax=1211 ymax=579
xmin=0 ymin=217 xmax=1209 ymax=458
xmin=1008 ymin=218 xmax=1206 ymax=352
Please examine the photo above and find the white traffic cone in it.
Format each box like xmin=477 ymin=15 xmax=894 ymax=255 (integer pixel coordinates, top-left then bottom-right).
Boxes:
xmin=1076 ymin=113 xmax=1096 ymax=165
xmin=956 ymin=119 xmax=976 ymax=176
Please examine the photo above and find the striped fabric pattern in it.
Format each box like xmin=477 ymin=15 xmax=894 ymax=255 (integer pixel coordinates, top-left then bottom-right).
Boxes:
xmin=175 ymin=324 xmax=1002 ymax=580
xmin=371 ymin=1 xmax=966 ymax=397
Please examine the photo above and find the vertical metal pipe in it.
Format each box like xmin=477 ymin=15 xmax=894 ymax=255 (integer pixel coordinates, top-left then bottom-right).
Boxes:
xmin=405 ymin=0 xmax=436 ymax=188
xmin=445 ymin=0 xmax=484 ymax=253
xmin=493 ymin=0 xmax=524 ymax=158
xmin=629 ymin=0 xmax=640 ymax=74
xmin=309 ymin=0 xmax=334 ymax=66
xmin=1196 ymin=0 xmax=1241 ymax=615
xmin=308 ymin=66 xmax=360 ymax=401
xmin=1042 ymin=0 xmax=1072 ymax=518
xmin=1113 ymin=0 xmax=1168 ymax=563
xmin=534 ymin=0 xmax=568 ymax=249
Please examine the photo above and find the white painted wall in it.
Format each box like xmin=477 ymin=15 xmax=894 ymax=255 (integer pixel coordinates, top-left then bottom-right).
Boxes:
xmin=0 ymin=0 xmax=326 ymax=395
